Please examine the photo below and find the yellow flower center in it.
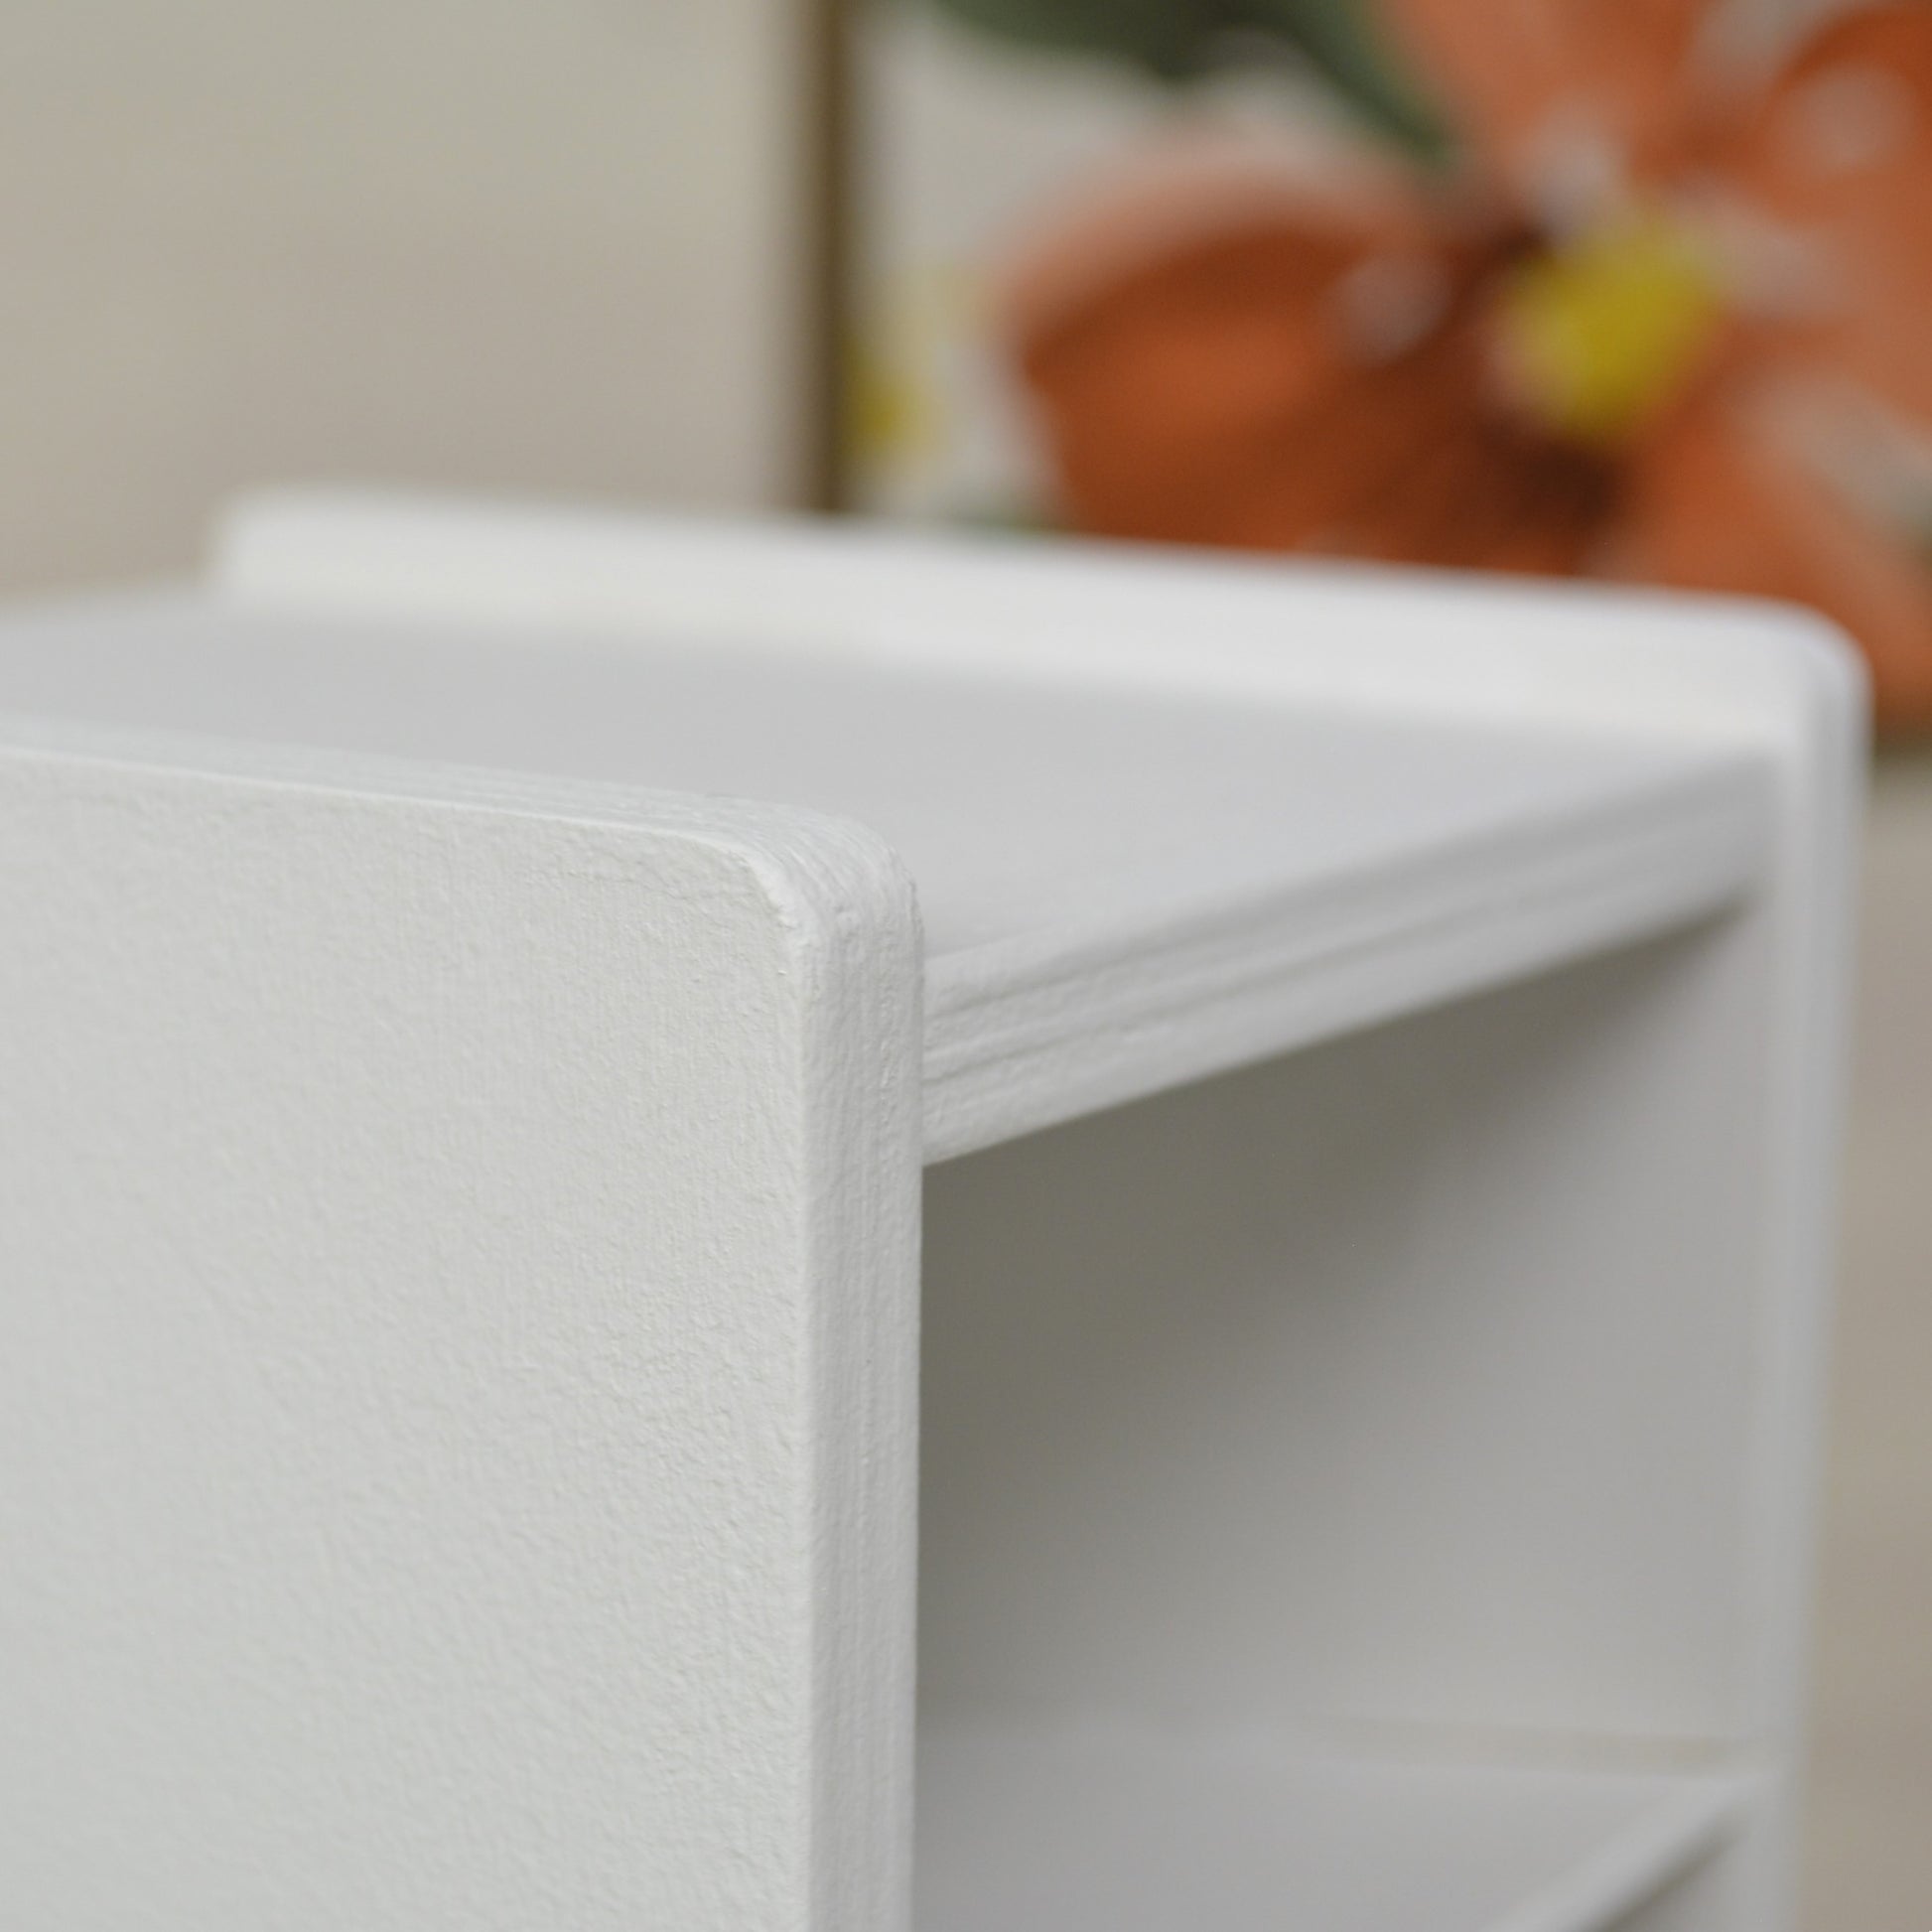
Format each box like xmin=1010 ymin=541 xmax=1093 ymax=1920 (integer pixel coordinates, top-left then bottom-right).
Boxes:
xmin=1498 ymin=216 xmax=1725 ymax=448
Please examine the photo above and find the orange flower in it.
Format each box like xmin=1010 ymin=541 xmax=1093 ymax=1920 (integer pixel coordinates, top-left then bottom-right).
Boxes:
xmin=996 ymin=2 xmax=1932 ymax=732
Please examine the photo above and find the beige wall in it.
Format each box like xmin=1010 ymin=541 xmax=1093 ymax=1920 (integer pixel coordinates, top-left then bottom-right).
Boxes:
xmin=0 ymin=0 xmax=797 ymax=593
xmin=1802 ymin=756 xmax=1932 ymax=1932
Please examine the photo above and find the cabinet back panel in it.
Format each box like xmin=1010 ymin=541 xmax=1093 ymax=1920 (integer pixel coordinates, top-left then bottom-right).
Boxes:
xmin=920 ymin=914 xmax=1774 ymax=1746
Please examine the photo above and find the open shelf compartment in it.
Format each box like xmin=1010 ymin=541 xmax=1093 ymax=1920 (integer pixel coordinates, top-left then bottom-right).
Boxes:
xmin=912 ymin=905 xmax=1817 ymax=1928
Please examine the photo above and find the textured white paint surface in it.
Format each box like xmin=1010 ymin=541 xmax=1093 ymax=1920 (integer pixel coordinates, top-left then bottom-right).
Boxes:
xmin=0 ymin=728 xmax=921 ymax=1930
xmin=213 ymin=492 xmax=1845 ymax=1165
xmin=0 ymin=502 xmax=1795 ymax=1158
xmin=0 ymin=495 xmax=1863 ymax=1931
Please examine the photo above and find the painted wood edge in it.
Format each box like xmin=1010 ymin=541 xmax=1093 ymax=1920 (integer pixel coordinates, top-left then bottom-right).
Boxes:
xmin=0 ymin=710 xmax=907 ymax=930
xmin=1725 ymin=626 xmax=1868 ymax=1772
xmin=0 ymin=709 xmax=927 ymax=1932
xmin=1485 ymin=1768 xmax=1761 ymax=1932
xmin=213 ymin=488 xmax=1861 ymax=747
xmin=920 ymin=757 xmax=1772 ymax=1162
xmin=783 ymin=799 xmax=922 ymax=1932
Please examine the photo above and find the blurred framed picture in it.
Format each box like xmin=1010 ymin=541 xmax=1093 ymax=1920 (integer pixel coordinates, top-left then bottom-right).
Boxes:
xmin=849 ymin=0 xmax=1932 ymax=731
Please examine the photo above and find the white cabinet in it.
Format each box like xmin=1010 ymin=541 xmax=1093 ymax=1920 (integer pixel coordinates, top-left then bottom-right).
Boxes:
xmin=0 ymin=494 xmax=1861 ymax=1931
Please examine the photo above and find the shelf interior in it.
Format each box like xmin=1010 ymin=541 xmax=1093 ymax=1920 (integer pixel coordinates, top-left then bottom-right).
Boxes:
xmin=0 ymin=591 xmax=1771 ymax=1156
xmin=915 ymin=1722 xmax=1752 ymax=1932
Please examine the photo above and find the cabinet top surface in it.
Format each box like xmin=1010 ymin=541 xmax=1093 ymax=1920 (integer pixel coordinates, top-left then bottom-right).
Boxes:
xmin=2 ymin=492 xmax=1834 ymax=1155
xmin=0 ymin=590 xmax=1757 ymax=964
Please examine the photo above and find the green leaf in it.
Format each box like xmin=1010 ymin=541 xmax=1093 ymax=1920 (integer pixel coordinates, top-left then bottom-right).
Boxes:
xmin=1238 ymin=0 xmax=1450 ymax=160
xmin=914 ymin=0 xmax=1452 ymax=161
xmin=917 ymin=0 xmax=1228 ymax=80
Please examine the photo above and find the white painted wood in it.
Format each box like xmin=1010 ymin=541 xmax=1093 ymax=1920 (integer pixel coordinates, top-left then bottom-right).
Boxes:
xmin=0 ymin=725 xmax=923 ymax=1931
xmin=1 ymin=558 xmax=1776 ymax=1159
xmin=920 ymin=940 xmax=1800 ymax=1750
xmin=915 ymin=1723 xmax=1757 ymax=1932
xmin=0 ymin=492 xmax=1861 ymax=1932
xmin=209 ymin=491 xmax=1845 ymax=1162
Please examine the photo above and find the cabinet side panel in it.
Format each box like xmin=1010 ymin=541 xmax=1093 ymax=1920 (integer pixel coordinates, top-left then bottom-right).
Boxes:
xmin=0 ymin=744 xmax=920 ymax=1932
